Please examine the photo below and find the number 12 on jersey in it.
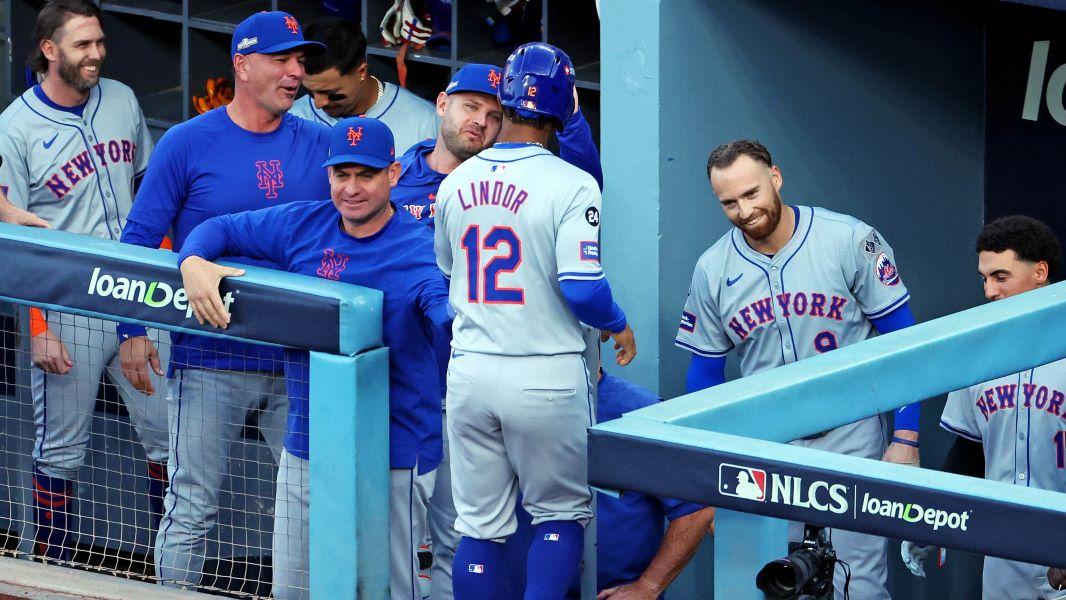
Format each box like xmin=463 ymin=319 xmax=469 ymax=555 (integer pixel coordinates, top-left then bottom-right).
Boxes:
xmin=461 ymin=225 xmax=525 ymax=304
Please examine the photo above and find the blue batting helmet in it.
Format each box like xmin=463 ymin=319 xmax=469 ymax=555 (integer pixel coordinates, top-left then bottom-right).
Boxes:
xmin=499 ymin=42 xmax=576 ymax=126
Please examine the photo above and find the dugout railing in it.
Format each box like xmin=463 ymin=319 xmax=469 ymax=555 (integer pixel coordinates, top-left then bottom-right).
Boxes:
xmin=0 ymin=222 xmax=388 ymax=599
xmin=590 ymin=281 xmax=1066 ymax=598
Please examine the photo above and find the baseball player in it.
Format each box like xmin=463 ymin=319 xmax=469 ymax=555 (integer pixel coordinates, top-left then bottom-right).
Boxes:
xmin=903 ymin=215 xmax=1065 ymax=600
xmin=0 ymin=0 xmax=170 ymax=562
xmin=290 ymin=16 xmax=439 ymax=155
xmin=434 ymin=42 xmax=636 ymax=599
xmin=176 ymin=116 xmax=451 ymax=600
xmin=677 ymin=140 xmax=922 ymax=600
xmin=117 ymin=11 xmax=330 ymax=588
xmin=501 ymin=364 xmax=715 ymax=599
xmin=388 ymin=61 xmax=603 ymax=599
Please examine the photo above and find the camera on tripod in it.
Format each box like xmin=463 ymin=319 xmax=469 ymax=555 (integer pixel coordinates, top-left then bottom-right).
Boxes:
xmin=755 ymin=523 xmax=836 ymax=599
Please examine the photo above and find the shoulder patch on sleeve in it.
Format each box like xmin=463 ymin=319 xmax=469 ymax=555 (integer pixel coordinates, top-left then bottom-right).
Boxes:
xmin=680 ymin=310 xmax=697 ymax=333
xmin=584 ymin=206 xmax=599 ymax=226
xmin=861 ymin=229 xmax=882 ymax=262
xmin=875 ymin=252 xmax=900 ymax=286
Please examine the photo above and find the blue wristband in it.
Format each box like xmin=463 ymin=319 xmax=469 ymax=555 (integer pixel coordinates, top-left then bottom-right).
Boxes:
xmin=892 ymin=436 xmax=920 ymax=448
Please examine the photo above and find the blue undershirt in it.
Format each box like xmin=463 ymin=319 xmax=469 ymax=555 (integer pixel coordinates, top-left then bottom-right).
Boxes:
xmin=33 ymin=85 xmax=86 ymax=117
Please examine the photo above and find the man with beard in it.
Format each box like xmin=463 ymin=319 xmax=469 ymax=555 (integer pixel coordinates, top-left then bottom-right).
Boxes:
xmin=676 ymin=140 xmax=921 ymax=600
xmin=0 ymin=0 xmax=170 ymax=563
xmin=116 ymin=10 xmax=330 ymax=589
xmin=390 ymin=62 xmax=603 ymax=599
xmin=290 ymin=16 xmax=438 ymax=155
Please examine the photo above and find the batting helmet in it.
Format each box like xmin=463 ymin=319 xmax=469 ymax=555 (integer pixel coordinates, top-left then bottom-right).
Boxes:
xmin=499 ymin=42 xmax=576 ymax=126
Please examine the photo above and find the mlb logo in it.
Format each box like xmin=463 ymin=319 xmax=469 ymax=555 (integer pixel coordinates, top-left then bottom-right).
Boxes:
xmin=491 ymin=165 xmax=506 ymax=173
xmin=580 ymin=241 xmax=599 ymax=261
xmin=543 ymin=533 xmax=560 ymax=542
xmin=718 ymin=463 xmax=766 ymax=502
xmin=468 ymin=564 xmax=485 ymax=574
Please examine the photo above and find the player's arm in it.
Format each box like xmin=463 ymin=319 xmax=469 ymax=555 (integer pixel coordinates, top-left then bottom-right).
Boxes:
xmin=869 ymin=302 xmax=922 ymax=464
xmin=433 ymin=190 xmax=454 ymax=279
xmin=686 ymin=355 xmax=726 ymax=393
xmin=412 ymin=242 xmax=454 ymax=330
xmin=557 ymin=94 xmax=603 ymax=190
xmin=131 ymin=99 xmax=155 ymax=191
xmin=178 ymin=206 xmax=297 ymax=328
xmin=598 ymin=504 xmax=715 ymax=599
xmin=0 ymin=131 xmax=49 ymax=228
xmin=676 ymin=258 xmax=733 ymax=389
xmin=556 ymin=180 xmax=635 ymax=365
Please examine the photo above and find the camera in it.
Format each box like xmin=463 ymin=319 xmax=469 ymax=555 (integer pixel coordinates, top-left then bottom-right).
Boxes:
xmin=755 ymin=524 xmax=836 ymax=599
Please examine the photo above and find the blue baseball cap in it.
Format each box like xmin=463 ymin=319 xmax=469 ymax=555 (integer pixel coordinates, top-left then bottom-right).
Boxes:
xmin=231 ymin=11 xmax=325 ymax=58
xmin=322 ymin=117 xmax=396 ymax=169
xmin=445 ymin=63 xmax=504 ymax=96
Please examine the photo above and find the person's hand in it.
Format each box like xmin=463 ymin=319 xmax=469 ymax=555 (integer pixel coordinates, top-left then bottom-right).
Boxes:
xmin=598 ymin=577 xmax=660 ymax=599
xmin=31 ymin=330 xmax=72 ymax=374
xmin=119 ymin=336 xmax=163 ymax=395
xmin=1048 ymin=567 xmax=1066 ymax=591
xmin=882 ymin=440 xmax=920 ymax=466
xmin=901 ymin=541 xmax=945 ymax=577
xmin=180 ymin=256 xmax=244 ymax=328
xmin=0 ymin=203 xmax=50 ymax=228
xmin=610 ymin=325 xmax=636 ymax=366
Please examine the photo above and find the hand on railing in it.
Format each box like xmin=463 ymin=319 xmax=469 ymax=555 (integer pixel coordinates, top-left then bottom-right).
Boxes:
xmin=179 ymin=256 xmax=245 ymax=329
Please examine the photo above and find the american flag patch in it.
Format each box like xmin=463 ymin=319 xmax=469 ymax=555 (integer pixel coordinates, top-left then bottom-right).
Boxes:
xmin=544 ymin=533 xmax=560 ymax=541
xmin=468 ymin=564 xmax=485 ymax=574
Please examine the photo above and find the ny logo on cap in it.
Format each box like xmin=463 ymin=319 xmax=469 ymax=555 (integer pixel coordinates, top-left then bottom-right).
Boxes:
xmin=347 ymin=126 xmax=363 ymax=146
xmin=284 ymin=15 xmax=299 ymax=34
xmin=488 ymin=70 xmax=501 ymax=89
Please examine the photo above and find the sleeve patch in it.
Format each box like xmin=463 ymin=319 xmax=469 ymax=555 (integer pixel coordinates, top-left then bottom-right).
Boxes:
xmin=584 ymin=206 xmax=599 ymax=226
xmin=580 ymin=241 xmax=599 ymax=262
xmin=679 ymin=310 xmax=697 ymax=333
xmin=861 ymin=230 xmax=882 ymax=262
xmin=875 ymin=252 xmax=900 ymax=286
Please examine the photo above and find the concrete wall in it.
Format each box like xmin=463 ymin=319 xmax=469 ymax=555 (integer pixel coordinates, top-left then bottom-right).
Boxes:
xmin=603 ymin=1 xmax=987 ymax=597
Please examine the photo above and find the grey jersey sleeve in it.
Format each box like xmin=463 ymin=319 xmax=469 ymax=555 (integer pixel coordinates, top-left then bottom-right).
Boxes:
xmin=132 ymin=101 xmax=154 ymax=176
xmin=675 ymin=258 xmax=733 ymax=357
xmin=556 ymin=179 xmax=603 ymax=281
xmin=940 ymin=388 xmax=982 ymax=442
xmin=0 ymin=129 xmax=29 ymax=209
xmin=847 ymin=223 xmax=910 ymax=319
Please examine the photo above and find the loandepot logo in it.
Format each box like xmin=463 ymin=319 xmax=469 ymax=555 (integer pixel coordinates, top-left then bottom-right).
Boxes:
xmin=860 ymin=493 xmax=971 ymax=531
xmin=87 ymin=267 xmax=235 ymax=319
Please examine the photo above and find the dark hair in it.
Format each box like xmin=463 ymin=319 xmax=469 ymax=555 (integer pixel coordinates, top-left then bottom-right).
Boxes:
xmin=28 ymin=0 xmax=101 ymax=74
xmin=502 ymin=107 xmax=558 ymax=132
xmin=976 ymin=215 xmax=1062 ymax=281
xmin=706 ymin=139 xmax=773 ymax=174
xmin=303 ymin=16 xmax=367 ymax=76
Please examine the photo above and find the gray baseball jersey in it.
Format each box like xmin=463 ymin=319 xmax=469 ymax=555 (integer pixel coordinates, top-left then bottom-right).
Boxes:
xmin=941 ymin=357 xmax=1066 ymax=600
xmin=434 ymin=144 xmax=604 ymax=356
xmin=676 ymin=204 xmax=910 ymax=600
xmin=0 ymin=78 xmax=153 ymax=238
xmin=289 ymin=80 xmax=439 ymax=155
xmin=676 ymin=205 xmax=909 ymax=373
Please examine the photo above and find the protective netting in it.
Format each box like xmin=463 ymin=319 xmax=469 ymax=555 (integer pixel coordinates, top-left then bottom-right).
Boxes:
xmin=0 ymin=304 xmax=302 ymax=598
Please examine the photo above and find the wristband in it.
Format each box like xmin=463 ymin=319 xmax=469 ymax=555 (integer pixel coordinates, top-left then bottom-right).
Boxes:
xmin=892 ymin=436 xmax=919 ymax=448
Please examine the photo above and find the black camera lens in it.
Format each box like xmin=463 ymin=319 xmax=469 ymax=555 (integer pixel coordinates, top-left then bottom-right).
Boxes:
xmin=756 ymin=549 xmax=821 ymax=598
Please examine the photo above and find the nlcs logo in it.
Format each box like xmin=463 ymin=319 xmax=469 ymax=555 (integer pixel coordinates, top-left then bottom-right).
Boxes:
xmin=316 ymin=249 xmax=350 ymax=281
xmin=347 ymin=126 xmax=363 ymax=146
xmin=255 ymin=160 xmax=284 ymax=199
xmin=284 ymin=15 xmax=299 ymax=34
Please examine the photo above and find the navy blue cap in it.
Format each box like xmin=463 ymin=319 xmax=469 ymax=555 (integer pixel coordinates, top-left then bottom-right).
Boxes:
xmin=231 ymin=11 xmax=325 ymax=58
xmin=322 ymin=117 xmax=396 ymax=169
xmin=445 ymin=63 xmax=504 ymax=96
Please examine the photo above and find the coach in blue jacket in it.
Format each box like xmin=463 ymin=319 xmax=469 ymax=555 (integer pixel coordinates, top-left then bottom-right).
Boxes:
xmin=177 ymin=117 xmax=451 ymax=600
